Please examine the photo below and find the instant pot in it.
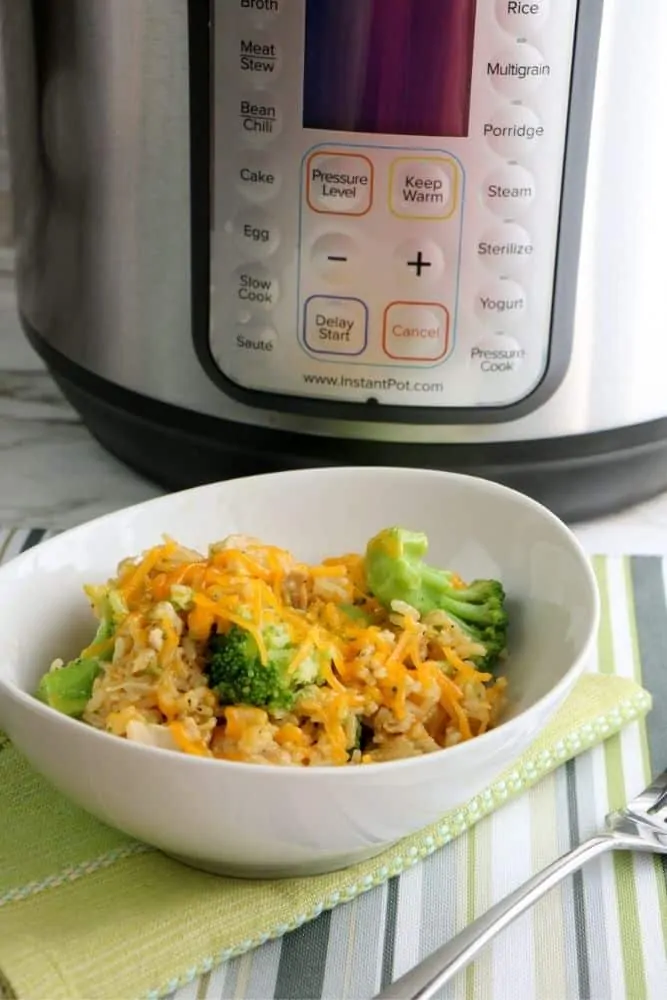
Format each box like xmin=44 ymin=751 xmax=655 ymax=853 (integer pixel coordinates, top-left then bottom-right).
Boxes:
xmin=3 ymin=0 xmax=667 ymax=520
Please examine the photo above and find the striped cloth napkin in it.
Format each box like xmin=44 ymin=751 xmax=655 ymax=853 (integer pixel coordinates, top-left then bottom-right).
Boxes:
xmin=0 ymin=529 xmax=665 ymax=1000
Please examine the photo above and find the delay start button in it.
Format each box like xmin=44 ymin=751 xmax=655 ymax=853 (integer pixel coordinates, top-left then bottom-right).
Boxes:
xmin=303 ymin=295 xmax=368 ymax=356
xmin=383 ymin=302 xmax=450 ymax=362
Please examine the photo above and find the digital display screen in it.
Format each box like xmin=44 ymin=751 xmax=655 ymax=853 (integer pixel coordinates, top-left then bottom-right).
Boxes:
xmin=303 ymin=0 xmax=477 ymax=139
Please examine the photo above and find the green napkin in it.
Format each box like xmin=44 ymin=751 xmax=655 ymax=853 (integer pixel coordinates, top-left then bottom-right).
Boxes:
xmin=0 ymin=673 xmax=651 ymax=1000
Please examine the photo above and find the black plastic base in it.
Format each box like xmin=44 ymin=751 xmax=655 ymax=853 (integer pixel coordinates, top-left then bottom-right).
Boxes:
xmin=25 ymin=323 xmax=667 ymax=523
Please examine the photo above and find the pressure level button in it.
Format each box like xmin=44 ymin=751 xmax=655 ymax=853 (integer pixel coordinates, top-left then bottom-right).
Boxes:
xmin=305 ymin=152 xmax=374 ymax=216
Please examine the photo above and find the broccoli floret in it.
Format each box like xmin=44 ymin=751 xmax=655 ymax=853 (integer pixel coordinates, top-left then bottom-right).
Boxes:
xmin=206 ymin=622 xmax=328 ymax=710
xmin=365 ymin=527 xmax=508 ymax=670
xmin=36 ymin=657 xmax=102 ymax=718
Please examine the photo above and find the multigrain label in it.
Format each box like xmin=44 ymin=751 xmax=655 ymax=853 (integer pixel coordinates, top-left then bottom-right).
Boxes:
xmin=487 ymin=59 xmax=550 ymax=81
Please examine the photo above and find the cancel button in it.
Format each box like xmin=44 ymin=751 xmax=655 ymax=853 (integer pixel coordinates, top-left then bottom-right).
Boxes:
xmin=383 ymin=302 xmax=450 ymax=362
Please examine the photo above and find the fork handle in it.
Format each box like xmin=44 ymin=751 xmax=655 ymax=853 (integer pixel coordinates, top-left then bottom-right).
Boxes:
xmin=373 ymin=833 xmax=619 ymax=1000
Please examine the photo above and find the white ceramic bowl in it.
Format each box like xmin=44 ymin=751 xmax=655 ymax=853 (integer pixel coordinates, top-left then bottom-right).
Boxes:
xmin=0 ymin=467 xmax=598 ymax=878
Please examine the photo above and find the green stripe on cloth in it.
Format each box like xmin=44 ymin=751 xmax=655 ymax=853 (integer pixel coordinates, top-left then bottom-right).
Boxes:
xmin=195 ymin=972 xmax=211 ymax=1000
xmin=595 ymin=559 xmax=647 ymax=1000
xmin=531 ymin=773 xmax=568 ymax=1000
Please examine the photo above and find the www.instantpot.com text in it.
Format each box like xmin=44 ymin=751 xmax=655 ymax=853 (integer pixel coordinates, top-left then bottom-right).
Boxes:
xmin=302 ymin=373 xmax=444 ymax=393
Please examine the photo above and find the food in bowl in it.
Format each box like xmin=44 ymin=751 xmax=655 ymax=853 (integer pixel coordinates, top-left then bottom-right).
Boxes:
xmin=34 ymin=525 xmax=510 ymax=766
xmin=0 ymin=467 xmax=598 ymax=877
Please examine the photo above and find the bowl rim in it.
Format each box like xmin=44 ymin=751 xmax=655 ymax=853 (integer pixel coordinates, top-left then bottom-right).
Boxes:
xmin=0 ymin=466 xmax=600 ymax=777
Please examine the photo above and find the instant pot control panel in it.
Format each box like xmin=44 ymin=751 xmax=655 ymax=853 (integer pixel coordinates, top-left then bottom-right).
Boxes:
xmin=209 ymin=0 xmax=579 ymax=413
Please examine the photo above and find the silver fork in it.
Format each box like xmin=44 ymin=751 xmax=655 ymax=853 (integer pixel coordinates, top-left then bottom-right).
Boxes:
xmin=373 ymin=768 xmax=667 ymax=1000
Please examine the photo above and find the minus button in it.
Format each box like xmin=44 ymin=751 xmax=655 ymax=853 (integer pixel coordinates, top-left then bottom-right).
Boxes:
xmin=311 ymin=234 xmax=358 ymax=285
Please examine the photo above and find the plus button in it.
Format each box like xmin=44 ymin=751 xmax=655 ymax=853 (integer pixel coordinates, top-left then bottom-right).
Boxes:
xmin=407 ymin=250 xmax=432 ymax=277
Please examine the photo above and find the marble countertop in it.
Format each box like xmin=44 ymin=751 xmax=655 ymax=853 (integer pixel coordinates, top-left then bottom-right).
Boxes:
xmin=0 ymin=370 xmax=161 ymax=528
xmin=3 ymin=366 xmax=667 ymax=554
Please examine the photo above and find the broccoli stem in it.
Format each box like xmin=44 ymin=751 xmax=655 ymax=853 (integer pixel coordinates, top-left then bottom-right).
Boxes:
xmin=90 ymin=617 xmax=115 ymax=658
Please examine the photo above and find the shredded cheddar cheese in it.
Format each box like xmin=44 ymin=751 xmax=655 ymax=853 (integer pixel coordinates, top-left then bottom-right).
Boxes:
xmin=169 ymin=720 xmax=211 ymax=757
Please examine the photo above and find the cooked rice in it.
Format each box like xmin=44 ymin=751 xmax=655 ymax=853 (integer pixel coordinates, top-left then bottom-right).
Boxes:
xmin=54 ymin=534 xmax=508 ymax=766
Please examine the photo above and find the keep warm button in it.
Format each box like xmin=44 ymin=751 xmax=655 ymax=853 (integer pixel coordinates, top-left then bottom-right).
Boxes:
xmin=383 ymin=302 xmax=450 ymax=362
xmin=304 ymin=296 xmax=368 ymax=356
xmin=389 ymin=157 xmax=458 ymax=220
